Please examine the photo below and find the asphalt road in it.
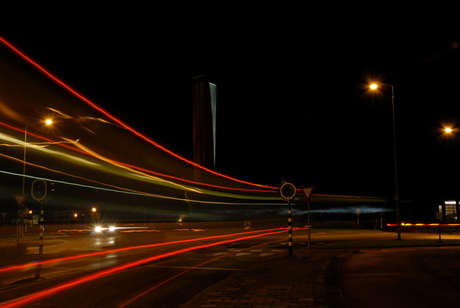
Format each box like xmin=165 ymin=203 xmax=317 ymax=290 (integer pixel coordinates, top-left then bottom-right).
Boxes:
xmin=2 ymin=224 xmax=460 ymax=307
xmin=0 ymin=221 xmax=295 ymax=307
xmin=341 ymin=247 xmax=460 ymax=308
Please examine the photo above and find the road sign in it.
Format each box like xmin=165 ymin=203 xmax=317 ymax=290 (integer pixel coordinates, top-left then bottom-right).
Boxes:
xmin=301 ymin=187 xmax=314 ymax=201
xmin=13 ymin=194 xmax=27 ymax=208
xmin=280 ymin=183 xmax=296 ymax=200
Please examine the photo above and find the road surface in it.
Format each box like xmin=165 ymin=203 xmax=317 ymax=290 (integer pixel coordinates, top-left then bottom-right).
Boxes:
xmin=341 ymin=247 xmax=460 ymax=308
xmin=0 ymin=221 xmax=296 ymax=307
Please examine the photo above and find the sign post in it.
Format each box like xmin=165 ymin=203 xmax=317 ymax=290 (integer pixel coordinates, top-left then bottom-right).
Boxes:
xmin=280 ymin=182 xmax=296 ymax=256
xmin=31 ymin=179 xmax=47 ymax=279
xmin=356 ymin=208 xmax=361 ymax=225
xmin=13 ymin=194 xmax=27 ymax=244
xmin=301 ymin=187 xmax=314 ymax=257
xmin=436 ymin=212 xmax=443 ymax=243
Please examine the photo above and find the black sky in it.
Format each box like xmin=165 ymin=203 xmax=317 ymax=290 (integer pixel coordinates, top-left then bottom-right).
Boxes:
xmin=1 ymin=5 xmax=460 ymax=200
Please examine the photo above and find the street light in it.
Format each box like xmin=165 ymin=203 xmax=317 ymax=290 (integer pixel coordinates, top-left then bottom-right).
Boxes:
xmin=19 ymin=119 xmax=54 ymax=241
xmin=22 ymin=119 xmax=54 ymax=194
xmin=369 ymin=82 xmax=401 ymax=240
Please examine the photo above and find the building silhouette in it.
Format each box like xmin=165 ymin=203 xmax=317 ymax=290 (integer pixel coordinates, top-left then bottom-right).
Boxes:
xmin=192 ymin=75 xmax=216 ymax=179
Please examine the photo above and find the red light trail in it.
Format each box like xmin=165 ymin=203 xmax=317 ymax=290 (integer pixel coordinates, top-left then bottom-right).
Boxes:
xmin=118 ymin=235 xmax=291 ymax=307
xmin=0 ymin=36 xmax=278 ymax=190
xmin=0 ymin=120 xmax=277 ymax=194
xmin=0 ymin=228 xmax=285 ymax=274
xmin=0 ymin=229 xmax=289 ymax=308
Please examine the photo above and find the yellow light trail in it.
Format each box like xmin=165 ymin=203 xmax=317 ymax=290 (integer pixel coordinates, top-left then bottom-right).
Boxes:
xmin=0 ymin=36 xmax=278 ymax=190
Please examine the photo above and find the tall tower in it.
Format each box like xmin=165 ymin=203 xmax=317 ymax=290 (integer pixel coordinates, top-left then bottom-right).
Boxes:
xmin=192 ymin=75 xmax=216 ymax=179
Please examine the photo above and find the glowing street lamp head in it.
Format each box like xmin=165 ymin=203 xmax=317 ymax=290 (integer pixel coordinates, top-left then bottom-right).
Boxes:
xmin=45 ymin=119 xmax=53 ymax=125
xmin=445 ymin=127 xmax=453 ymax=133
xmin=370 ymin=83 xmax=378 ymax=90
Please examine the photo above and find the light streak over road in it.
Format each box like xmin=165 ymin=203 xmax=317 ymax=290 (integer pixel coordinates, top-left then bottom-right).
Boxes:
xmin=0 ymin=228 xmax=289 ymax=274
xmin=117 ymin=235 xmax=289 ymax=307
xmin=0 ymin=229 xmax=289 ymax=308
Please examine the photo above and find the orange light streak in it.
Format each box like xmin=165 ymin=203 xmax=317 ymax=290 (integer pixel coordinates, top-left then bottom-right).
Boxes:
xmin=0 ymin=230 xmax=287 ymax=308
xmin=1 ymin=116 xmax=278 ymax=194
xmin=70 ymin=138 xmax=276 ymax=193
xmin=0 ymin=121 xmax=277 ymax=193
xmin=67 ymin=142 xmax=276 ymax=192
xmin=387 ymin=223 xmax=460 ymax=227
xmin=0 ymin=121 xmax=84 ymax=154
xmin=0 ymin=36 xmax=277 ymax=190
xmin=0 ymin=152 xmax=160 ymax=198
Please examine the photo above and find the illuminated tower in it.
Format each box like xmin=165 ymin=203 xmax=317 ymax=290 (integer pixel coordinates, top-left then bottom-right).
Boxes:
xmin=192 ymin=75 xmax=216 ymax=179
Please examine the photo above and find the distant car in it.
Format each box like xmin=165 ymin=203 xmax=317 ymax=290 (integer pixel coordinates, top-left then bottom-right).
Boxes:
xmin=94 ymin=225 xmax=117 ymax=233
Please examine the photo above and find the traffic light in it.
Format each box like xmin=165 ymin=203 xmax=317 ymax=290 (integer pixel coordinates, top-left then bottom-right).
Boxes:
xmin=31 ymin=179 xmax=47 ymax=201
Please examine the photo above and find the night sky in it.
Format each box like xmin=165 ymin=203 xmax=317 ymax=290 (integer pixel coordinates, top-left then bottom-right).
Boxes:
xmin=1 ymin=5 xmax=460 ymax=203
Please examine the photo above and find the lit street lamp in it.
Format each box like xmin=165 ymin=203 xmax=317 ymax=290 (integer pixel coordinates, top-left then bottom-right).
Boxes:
xmin=22 ymin=119 xmax=53 ymax=194
xmin=19 ymin=119 xmax=53 ymax=241
xmin=444 ymin=127 xmax=453 ymax=134
xmin=369 ymin=83 xmax=401 ymax=240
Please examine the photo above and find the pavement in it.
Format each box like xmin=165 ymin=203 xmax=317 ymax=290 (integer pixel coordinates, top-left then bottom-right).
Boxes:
xmin=178 ymin=247 xmax=349 ymax=308
xmin=178 ymin=242 xmax=460 ymax=308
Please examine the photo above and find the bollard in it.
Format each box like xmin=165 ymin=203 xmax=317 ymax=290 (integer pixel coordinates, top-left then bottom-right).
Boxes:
xmin=35 ymin=206 xmax=44 ymax=279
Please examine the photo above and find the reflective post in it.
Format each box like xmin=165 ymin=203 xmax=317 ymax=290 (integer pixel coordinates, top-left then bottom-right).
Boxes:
xmin=288 ymin=199 xmax=293 ymax=256
xmin=280 ymin=182 xmax=296 ymax=256
xmin=35 ymin=201 xmax=44 ymax=279
xmin=307 ymin=200 xmax=311 ymax=258
xmin=32 ymin=179 xmax=47 ymax=279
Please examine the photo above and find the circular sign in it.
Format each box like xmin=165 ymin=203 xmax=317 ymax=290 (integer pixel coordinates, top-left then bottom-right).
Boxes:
xmin=280 ymin=183 xmax=296 ymax=200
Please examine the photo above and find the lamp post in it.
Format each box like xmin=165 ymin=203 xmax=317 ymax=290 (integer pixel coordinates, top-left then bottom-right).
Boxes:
xmin=17 ymin=126 xmax=28 ymax=242
xmin=370 ymin=83 xmax=401 ymax=240
xmin=22 ymin=126 xmax=27 ymax=195
xmin=19 ymin=119 xmax=53 ymax=241
xmin=22 ymin=119 xmax=53 ymax=193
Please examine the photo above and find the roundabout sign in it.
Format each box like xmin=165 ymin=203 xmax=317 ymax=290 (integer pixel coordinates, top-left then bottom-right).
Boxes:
xmin=280 ymin=182 xmax=296 ymax=200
